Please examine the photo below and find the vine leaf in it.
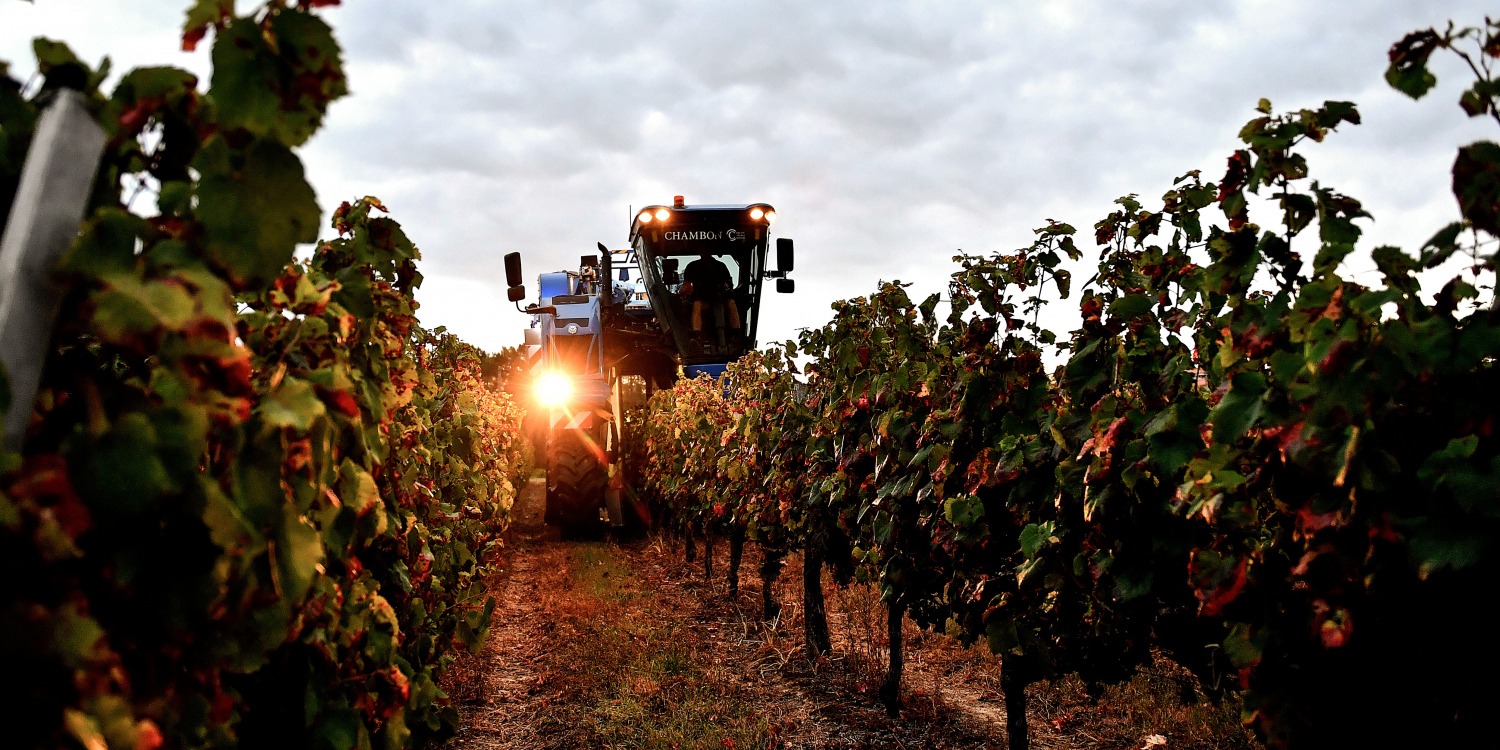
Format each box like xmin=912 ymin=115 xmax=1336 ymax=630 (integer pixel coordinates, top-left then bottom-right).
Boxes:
xmin=275 ymin=514 xmax=323 ymax=603
xmin=197 ymin=139 xmax=319 ymax=289
xmin=1210 ymin=372 xmax=1266 ymax=443
xmin=1451 ymin=141 xmax=1500 ymax=235
xmin=1386 ymin=29 xmax=1441 ymax=100
xmin=259 ymin=377 xmax=326 ymax=432
xmin=181 ymin=0 xmax=233 ymax=52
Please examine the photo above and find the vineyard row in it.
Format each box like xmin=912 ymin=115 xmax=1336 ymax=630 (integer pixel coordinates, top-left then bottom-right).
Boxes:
xmin=637 ymin=21 xmax=1500 ymax=750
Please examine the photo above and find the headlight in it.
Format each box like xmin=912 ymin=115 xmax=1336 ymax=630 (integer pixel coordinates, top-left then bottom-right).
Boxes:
xmin=654 ymin=207 xmax=671 ymax=221
xmin=535 ymin=371 xmax=573 ymax=407
xmin=749 ymin=207 xmax=765 ymax=220
xmin=638 ymin=210 xmax=654 ymax=224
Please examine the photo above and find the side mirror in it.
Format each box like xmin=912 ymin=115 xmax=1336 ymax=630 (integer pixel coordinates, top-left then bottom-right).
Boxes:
xmin=504 ymin=252 xmax=523 ymax=286
xmin=504 ymin=252 xmax=527 ymax=301
xmin=777 ymin=278 xmax=794 ymax=293
xmin=776 ymin=237 xmax=794 ymax=274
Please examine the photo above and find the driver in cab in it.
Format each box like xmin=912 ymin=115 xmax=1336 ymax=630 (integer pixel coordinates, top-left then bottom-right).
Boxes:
xmin=679 ymin=251 xmax=741 ymax=339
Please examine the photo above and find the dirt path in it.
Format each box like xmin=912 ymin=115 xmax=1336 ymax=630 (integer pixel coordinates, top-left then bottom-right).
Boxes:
xmin=436 ymin=478 xmax=1253 ymax=750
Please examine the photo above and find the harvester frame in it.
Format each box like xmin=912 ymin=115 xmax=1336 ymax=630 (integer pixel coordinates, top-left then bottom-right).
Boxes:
xmin=504 ymin=196 xmax=794 ymax=536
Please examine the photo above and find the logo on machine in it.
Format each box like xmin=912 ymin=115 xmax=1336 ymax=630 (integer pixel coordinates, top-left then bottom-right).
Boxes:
xmin=726 ymin=229 xmax=745 ymax=242
xmin=665 ymin=230 xmax=723 ymax=241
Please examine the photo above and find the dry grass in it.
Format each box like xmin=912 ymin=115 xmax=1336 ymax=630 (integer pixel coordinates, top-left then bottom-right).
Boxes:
xmin=440 ymin=488 xmax=1262 ymax=750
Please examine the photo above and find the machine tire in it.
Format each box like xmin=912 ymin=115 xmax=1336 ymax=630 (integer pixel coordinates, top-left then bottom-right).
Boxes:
xmin=547 ymin=431 xmax=607 ymax=539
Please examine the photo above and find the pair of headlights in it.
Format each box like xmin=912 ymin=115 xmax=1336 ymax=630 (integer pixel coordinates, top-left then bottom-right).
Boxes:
xmin=636 ymin=207 xmax=776 ymax=225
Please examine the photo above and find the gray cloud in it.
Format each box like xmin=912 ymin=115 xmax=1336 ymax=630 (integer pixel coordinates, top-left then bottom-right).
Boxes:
xmin=4 ymin=0 xmax=1496 ymax=352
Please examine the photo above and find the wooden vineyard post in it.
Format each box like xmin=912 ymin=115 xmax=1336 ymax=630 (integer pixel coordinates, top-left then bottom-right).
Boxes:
xmin=0 ymin=89 xmax=106 ymax=450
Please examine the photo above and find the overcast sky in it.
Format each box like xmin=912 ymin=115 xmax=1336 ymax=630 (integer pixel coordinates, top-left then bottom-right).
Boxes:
xmin=5 ymin=1 xmax=1497 ymax=353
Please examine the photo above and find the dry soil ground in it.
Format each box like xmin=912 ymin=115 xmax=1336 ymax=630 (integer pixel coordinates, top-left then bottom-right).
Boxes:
xmin=435 ymin=477 xmax=1258 ymax=750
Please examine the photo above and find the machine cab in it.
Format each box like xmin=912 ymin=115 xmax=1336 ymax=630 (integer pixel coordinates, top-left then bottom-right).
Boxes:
xmin=628 ymin=196 xmax=793 ymax=366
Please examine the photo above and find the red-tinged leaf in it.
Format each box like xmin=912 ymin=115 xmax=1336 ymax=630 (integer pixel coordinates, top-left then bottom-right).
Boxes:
xmin=316 ymin=384 xmax=362 ymax=418
xmin=9 ymin=456 xmax=89 ymax=540
xmin=964 ymin=448 xmax=996 ymax=493
xmin=1218 ymin=150 xmax=1250 ymax=201
xmin=182 ymin=0 xmax=232 ymax=52
xmin=1189 ymin=548 xmax=1248 ymax=616
xmin=1386 ymin=29 xmax=1441 ymax=99
xmin=1080 ymin=295 xmax=1103 ymax=323
xmin=182 ymin=25 xmax=209 ymax=53
xmin=117 ymin=96 xmax=164 ymax=135
xmin=375 ymin=666 xmax=410 ymax=719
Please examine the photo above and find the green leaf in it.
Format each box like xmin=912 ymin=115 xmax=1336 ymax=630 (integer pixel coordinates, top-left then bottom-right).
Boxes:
xmin=1452 ymin=141 xmax=1500 ymax=235
xmin=259 ymin=377 xmax=327 ymax=432
xmin=115 ymin=65 xmax=198 ymax=101
xmin=1417 ymin=435 xmax=1479 ymax=487
xmin=197 ymin=138 xmax=320 ymax=289
xmin=313 ymin=709 xmax=366 ymax=750
xmin=268 ymin=10 xmax=348 ymax=146
xmin=1019 ymin=521 xmax=1057 ymax=558
xmin=181 ymin=0 xmax=232 ymax=51
xmin=457 ymin=597 xmax=496 ymax=652
xmin=1113 ymin=567 xmax=1152 ymax=602
xmin=1385 ymin=29 xmax=1440 ymax=100
xmin=276 ymin=513 xmax=324 ymax=603
xmin=209 ymin=19 xmax=282 ymax=135
xmin=1406 ymin=516 xmax=1489 ymax=578
xmin=1222 ymin=623 xmax=1266 ymax=669
xmin=943 ymin=494 xmax=987 ymax=543
xmin=63 ymin=209 xmax=148 ymax=277
xmin=339 ymin=459 xmax=380 ymax=513
xmin=1372 ymin=245 xmax=1419 ymax=293
xmin=1109 ymin=293 xmax=1153 ymax=320
xmin=1210 ymin=372 xmax=1266 ymax=443
xmin=73 ymin=413 xmax=177 ymax=518
xmin=1053 ymin=268 xmax=1072 ymax=299
xmin=1420 ymin=221 xmax=1465 ymax=268
xmin=201 ymin=476 xmax=259 ymax=553
xmin=51 ymin=602 xmax=108 ymax=670
xmin=985 ymin=616 xmax=1019 ymax=655
xmin=32 ymin=38 xmax=98 ymax=93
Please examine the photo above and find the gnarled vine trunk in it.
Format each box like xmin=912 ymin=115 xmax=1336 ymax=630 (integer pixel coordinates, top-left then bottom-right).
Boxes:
xmin=1000 ymin=652 xmax=1034 ymax=750
xmin=760 ymin=549 xmax=784 ymax=621
xmin=726 ymin=524 xmax=745 ymax=597
xmin=703 ymin=526 xmax=714 ymax=579
xmin=802 ymin=548 xmax=830 ymax=656
xmin=880 ymin=599 xmax=906 ymax=717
